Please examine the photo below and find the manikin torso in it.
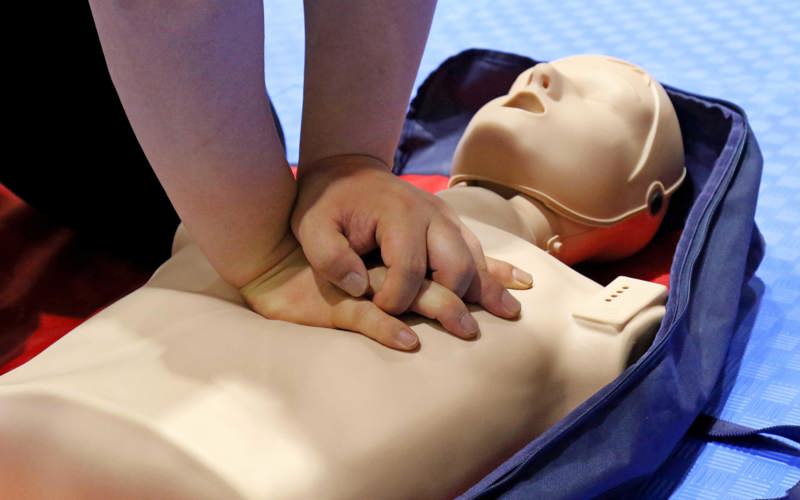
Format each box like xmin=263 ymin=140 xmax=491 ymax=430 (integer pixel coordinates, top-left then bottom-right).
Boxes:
xmin=0 ymin=55 xmax=683 ymax=499
xmin=0 ymin=220 xmax=666 ymax=500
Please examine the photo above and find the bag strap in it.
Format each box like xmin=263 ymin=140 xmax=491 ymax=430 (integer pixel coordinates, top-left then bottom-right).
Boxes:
xmin=693 ymin=414 xmax=800 ymax=448
xmin=691 ymin=414 xmax=800 ymax=455
xmin=690 ymin=414 xmax=799 ymax=499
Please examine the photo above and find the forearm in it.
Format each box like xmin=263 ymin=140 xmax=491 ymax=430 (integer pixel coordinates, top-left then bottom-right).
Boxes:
xmin=298 ymin=0 xmax=437 ymax=171
xmin=88 ymin=0 xmax=295 ymax=287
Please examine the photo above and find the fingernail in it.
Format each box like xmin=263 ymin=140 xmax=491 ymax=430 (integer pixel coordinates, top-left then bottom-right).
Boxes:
xmin=512 ymin=268 xmax=533 ymax=287
xmin=395 ymin=328 xmax=419 ymax=349
xmin=501 ymin=290 xmax=521 ymax=316
xmin=341 ymin=272 xmax=367 ymax=296
xmin=458 ymin=312 xmax=479 ymax=338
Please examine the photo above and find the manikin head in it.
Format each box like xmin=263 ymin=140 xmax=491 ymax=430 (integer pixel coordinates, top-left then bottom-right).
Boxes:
xmin=449 ymin=55 xmax=686 ymax=265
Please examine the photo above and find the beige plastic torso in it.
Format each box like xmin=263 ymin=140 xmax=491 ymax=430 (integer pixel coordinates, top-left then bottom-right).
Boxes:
xmin=0 ymin=217 xmax=665 ymax=499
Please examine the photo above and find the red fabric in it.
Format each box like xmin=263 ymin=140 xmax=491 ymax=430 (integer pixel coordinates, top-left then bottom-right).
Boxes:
xmin=398 ymin=174 xmax=451 ymax=193
xmin=0 ymin=175 xmax=676 ymax=375
xmin=0 ymin=184 xmax=149 ymax=375
xmin=576 ymin=232 xmax=676 ymax=289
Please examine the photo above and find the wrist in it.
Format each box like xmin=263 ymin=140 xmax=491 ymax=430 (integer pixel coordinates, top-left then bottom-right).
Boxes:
xmin=297 ymin=153 xmax=391 ymax=181
xmin=234 ymin=231 xmax=301 ymax=289
xmin=239 ymin=234 xmax=305 ymax=299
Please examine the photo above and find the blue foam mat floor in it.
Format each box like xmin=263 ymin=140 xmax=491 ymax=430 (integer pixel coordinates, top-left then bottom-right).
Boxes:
xmin=264 ymin=1 xmax=799 ymax=497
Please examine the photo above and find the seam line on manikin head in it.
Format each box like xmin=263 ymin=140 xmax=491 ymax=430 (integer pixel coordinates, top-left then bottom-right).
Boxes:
xmin=627 ymin=76 xmax=660 ymax=183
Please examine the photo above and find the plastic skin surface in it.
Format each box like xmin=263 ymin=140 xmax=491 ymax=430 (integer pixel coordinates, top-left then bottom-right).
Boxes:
xmin=0 ymin=55 xmax=681 ymax=499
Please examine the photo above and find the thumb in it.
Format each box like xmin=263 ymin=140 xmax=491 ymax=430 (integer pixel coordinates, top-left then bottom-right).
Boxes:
xmin=297 ymin=222 xmax=369 ymax=297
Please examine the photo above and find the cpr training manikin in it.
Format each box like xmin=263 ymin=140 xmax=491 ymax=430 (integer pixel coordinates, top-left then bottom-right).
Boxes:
xmin=0 ymin=55 xmax=686 ymax=499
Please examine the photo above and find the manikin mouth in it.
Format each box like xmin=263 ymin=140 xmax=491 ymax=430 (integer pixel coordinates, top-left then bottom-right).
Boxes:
xmin=503 ymin=91 xmax=545 ymax=113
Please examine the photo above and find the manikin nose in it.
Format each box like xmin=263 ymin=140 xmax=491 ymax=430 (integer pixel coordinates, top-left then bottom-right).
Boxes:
xmin=527 ymin=63 xmax=564 ymax=99
xmin=503 ymin=63 xmax=564 ymax=113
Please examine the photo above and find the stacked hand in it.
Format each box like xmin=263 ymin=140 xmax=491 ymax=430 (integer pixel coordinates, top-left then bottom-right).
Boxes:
xmin=240 ymin=234 xmax=532 ymax=351
xmin=241 ymin=154 xmax=533 ymax=350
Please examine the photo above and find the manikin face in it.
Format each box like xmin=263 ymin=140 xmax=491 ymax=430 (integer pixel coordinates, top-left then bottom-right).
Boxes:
xmin=506 ymin=56 xmax=655 ymax=160
xmin=450 ymin=55 xmax=684 ymax=226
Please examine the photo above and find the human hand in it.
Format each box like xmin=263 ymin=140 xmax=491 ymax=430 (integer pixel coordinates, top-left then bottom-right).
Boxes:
xmin=291 ymin=154 xmax=532 ymax=321
xmin=239 ymin=235 xmax=532 ymax=351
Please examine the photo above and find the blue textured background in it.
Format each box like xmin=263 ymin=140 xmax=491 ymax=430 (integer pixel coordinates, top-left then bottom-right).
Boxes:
xmin=263 ymin=1 xmax=799 ymax=497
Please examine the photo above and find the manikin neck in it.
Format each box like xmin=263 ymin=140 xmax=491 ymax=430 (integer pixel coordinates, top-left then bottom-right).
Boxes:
xmin=438 ymin=182 xmax=606 ymax=264
xmin=507 ymin=194 xmax=601 ymax=264
xmin=508 ymin=195 xmax=556 ymax=250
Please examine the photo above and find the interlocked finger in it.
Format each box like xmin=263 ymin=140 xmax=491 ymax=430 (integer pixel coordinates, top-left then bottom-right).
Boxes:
xmin=331 ymin=297 xmax=420 ymax=351
xmin=369 ymin=267 xmax=479 ymax=340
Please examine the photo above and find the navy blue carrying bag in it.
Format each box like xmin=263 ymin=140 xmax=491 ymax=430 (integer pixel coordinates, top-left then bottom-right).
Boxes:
xmin=393 ymin=49 xmax=799 ymax=499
